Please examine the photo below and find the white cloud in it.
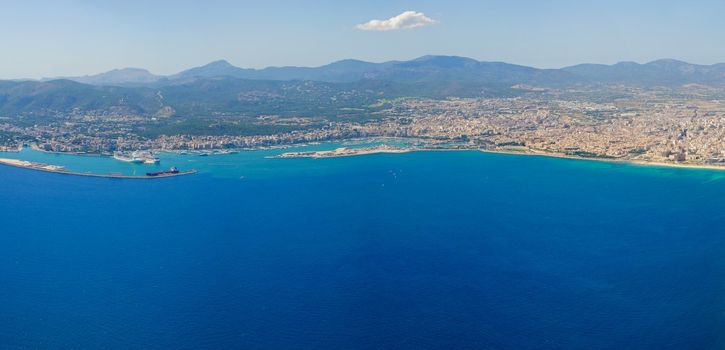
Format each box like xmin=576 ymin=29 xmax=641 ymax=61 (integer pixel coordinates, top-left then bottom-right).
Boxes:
xmin=356 ymin=11 xmax=437 ymax=31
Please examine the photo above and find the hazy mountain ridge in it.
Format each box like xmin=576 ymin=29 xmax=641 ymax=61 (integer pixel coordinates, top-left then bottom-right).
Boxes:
xmin=170 ymin=55 xmax=579 ymax=85
xmin=561 ymin=59 xmax=725 ymax=85
xmin=43 ymin=55 xmax=725 ymax=87
xmin=42 ymin=68 xmax=165 ymax=86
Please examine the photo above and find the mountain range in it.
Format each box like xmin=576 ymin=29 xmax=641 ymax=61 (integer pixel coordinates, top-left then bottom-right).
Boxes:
xmin=36 ymin=55 xmax=725 ymax=87
xmin=2 ymin=55 xmax=724 ymax=119
xmin=47 ymin=68 xmax=164 ymax=86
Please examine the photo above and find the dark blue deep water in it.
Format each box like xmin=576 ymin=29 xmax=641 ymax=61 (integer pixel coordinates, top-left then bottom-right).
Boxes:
xmin=2 ymin=150 xmax=725 ymax=349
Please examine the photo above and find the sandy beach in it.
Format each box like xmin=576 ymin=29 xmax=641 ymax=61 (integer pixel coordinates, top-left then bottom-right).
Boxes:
xmin=473 ymin=148 xmax=725 ymax=171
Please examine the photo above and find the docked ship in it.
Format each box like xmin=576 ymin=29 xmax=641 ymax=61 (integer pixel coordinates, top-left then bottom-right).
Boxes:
xmin=113 ymin=151 xmax=160 ymax=164
xmin=146 ymin=167 xmax=180 ymax=177
xmin=113 ymin=151 xmax=141 ymax=163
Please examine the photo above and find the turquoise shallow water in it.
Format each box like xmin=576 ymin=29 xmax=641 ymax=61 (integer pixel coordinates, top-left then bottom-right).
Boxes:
xmin=1 ymin=143 xmax=725 ymax=349
xmin=0 ymin=138 xmax=413 ymax=177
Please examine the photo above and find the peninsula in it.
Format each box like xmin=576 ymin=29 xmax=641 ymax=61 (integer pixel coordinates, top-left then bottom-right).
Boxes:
xmin=272 ymin=145 xmax=410 ymax=159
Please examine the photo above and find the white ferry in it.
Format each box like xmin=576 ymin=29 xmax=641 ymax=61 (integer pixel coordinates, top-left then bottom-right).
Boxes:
xmin=113 ymin=151 xmax=160 ymax=164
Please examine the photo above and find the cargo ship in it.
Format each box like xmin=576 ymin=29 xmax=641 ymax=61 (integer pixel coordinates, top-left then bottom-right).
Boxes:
xmin=146 ymin=167 xmax=180 ymax=177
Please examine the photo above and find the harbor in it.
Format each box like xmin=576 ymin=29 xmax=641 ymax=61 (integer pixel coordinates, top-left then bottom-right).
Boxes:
xmin=0 ymin=158 xmax=195 ymax=179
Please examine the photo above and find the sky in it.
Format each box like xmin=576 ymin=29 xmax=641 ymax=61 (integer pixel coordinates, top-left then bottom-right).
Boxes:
xmin=1 ymin=0 xmax=724 ymax=79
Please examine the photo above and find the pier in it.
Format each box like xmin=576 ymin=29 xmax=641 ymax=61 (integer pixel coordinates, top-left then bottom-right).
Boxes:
xmin=0 ymin=158 xmax=196 ymax=179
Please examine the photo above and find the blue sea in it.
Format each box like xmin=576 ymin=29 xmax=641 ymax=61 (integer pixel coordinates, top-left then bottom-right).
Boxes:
xmin=2 ymin=143 xmax=725 ymax=349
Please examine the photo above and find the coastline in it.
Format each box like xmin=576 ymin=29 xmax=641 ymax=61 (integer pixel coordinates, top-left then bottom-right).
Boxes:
xmin=270 ymin=142 xmax=725 ymax=172
xmin=0 ymin=145 xmax=23 ymax=153
xmin=474 ymin=148 xmax=725 ymax=172
xmin=28 ymin=144 xmax=111 ymax=157
xmin=5 ymin=138 xmax=725 ymax=174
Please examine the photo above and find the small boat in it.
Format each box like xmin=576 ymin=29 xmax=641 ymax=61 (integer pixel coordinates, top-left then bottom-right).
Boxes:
xmin=143 ymin=156 xmax=161 ymax=164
